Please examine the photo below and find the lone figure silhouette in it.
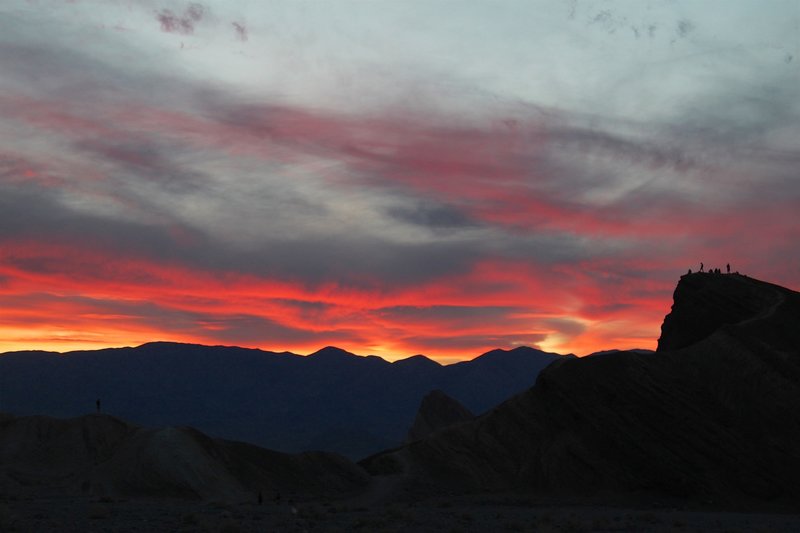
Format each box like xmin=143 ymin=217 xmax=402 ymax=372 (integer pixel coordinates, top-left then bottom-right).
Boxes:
xmin=727 ymin=263 xmax=731 ymax=274
xmin=96 ymin=398 xmax=101 ymax=414
xmin=700 ymin=262 xmax=704 ymax=273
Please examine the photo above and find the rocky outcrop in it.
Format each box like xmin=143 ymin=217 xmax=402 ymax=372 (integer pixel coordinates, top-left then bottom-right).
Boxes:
xmin=361 ymin=274 xmax=800 ymax=505
xmin=657 ymin=273 xmax=790 ymax=351
xmin=407 ymin=390 xmax=474 ymax=442
xmin=0 ymin=414 xmax=368 ymax=501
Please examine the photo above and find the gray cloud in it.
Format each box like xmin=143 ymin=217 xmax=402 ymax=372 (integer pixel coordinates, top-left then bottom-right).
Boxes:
xmin=541 ymin=317 xmax=586 ymax=338
xmin=376 ymin=305 xmax=521 ymax=326
xmin=76 ymin=138 xmax=208 ymax=193
xmin=0 ymin=180 xmax=483 ymax=288
xmin=384 ymin=202 xmax=478 ymax=230
xmin=398 ymin=333 xmax=549 ymax=352
xmin=187 ymin=314 xmax=363 ymax=346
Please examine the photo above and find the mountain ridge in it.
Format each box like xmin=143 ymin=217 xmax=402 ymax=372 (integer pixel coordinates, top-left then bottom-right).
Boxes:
xmin=0 ymin=341 xmax=560 ymax=459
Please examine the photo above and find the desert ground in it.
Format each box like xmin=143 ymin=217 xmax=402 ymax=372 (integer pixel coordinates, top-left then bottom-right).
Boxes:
xmin=3 ymin=493 xmax=800 ymax=533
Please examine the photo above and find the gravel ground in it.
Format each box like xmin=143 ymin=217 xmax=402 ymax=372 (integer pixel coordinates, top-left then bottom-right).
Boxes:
xmin=3 ymin=494 xmax=800 ymax=532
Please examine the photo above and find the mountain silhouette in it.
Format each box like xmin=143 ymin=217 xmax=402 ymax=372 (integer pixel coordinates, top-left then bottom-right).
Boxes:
xmin=0 ymin=343 xmax=559 ymax=459
xmin=0 ymin=413 xmax=367 ymax=502
xmin=361 ymin=273 xmax=800 ymax=505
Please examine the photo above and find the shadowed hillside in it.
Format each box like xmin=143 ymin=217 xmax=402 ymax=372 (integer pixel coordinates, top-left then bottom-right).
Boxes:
xmin=361 ymin=273 xmax=800 ymax=505
xmin=0 ymin=413 xmax=367 ymax=502
xmin=0 ymin=344 xmax=559 ymax=459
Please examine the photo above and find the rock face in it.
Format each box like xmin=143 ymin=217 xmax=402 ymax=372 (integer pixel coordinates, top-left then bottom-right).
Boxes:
xmin=407 ymin=390 xmax=474 ymax=442
xmin=657 ymin=272 xmax=790 ymax=351
xmin=361 ymin=273 xmax=800 ymax=504
xmin=0 ymin=414 xmax=368 ymax=501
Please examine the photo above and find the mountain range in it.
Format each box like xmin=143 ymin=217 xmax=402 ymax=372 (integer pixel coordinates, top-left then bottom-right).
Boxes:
xmin=0 ymin=343 xmax=560 ymax=459
xmin=3 ymin=272 xmax=799 ymax=508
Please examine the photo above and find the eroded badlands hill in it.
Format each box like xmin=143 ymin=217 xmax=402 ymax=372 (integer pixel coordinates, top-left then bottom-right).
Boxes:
xmin=0 ymin=413 xmax=367 ymax=502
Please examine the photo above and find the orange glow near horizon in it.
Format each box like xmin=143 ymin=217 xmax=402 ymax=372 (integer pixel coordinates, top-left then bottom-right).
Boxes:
xmin=0 ymin=319 xmax=661 ymax=362
xmin=0 ymin=239 xmax=668 ymax=361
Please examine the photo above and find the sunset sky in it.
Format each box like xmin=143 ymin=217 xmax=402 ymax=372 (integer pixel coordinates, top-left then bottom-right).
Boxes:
xmin=1 ymin=0 xmax=798 ymax=362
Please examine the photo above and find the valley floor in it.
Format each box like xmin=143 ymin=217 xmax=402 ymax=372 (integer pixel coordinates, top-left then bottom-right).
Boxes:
xmin=2 ymin=493 xmax=800 ymax=532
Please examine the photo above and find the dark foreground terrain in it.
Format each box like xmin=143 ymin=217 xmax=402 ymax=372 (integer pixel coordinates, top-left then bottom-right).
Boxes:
xmin=4 ymin=493 xmax=800 ymax=532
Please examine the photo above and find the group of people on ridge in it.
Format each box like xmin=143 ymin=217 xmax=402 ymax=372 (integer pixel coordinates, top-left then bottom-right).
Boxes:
xmin=688 ymin=262 xmax=732 ymax=275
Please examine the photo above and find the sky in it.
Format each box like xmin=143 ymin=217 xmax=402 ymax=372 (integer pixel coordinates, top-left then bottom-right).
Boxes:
xmin=0 ymin=0 xmax=798 ymax=362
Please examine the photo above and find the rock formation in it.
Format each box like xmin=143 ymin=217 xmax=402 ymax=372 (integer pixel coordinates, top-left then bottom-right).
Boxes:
xmin=361 ymin=273 xmax=800 ymax=505
xmin=407 ymin=390 xmax=475 ymax=442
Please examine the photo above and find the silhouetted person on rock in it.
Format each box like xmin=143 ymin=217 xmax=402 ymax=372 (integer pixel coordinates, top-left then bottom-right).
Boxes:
xmin=700 ymin=262 xmax=704 ymax=272
xmin=96 ymin=399 xmax=101 ymax=414
xmin=727 ymin=263 xmax=731 ymax=274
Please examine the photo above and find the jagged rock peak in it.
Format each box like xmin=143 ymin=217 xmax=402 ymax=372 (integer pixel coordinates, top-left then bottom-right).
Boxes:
xmin=407 ymin=389 xmax=474 ymax=442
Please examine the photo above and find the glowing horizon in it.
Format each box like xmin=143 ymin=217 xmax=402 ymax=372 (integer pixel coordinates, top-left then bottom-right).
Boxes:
xmin=1 ymin=1 xmax=798 ymax=362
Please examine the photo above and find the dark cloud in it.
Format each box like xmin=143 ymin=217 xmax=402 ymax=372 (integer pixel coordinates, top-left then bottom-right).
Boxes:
xmin=76 ymin=138 xmax=207 ymax=193
xmin=0 ymin=42 xmax=143 ymax=102
xmin=580 ymin=302 xmax=633 ymax=317
xmin=385 ymin=202 xmax=477 ymax=230
xmin=271 ymin=299 xmax=335 ymax=314
xmin=157 ymin=4 xmax=205 ymax=35
xmin=0 ymin=180 xmax=482 ymax=288
xmin=398 ymin=333 xmax=548 ymax=352
xmin=377 ymin=305 xmax=520 ymax=325
xmin=547 ymin=126 xmax=695 ymax=173
xmin=676 ymin=18 xmax=694 ymax=38
xmin=541 ymin=317 xmax=586 ymax=338
xmin=190 ymin=314 xmax=362 ymax=346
